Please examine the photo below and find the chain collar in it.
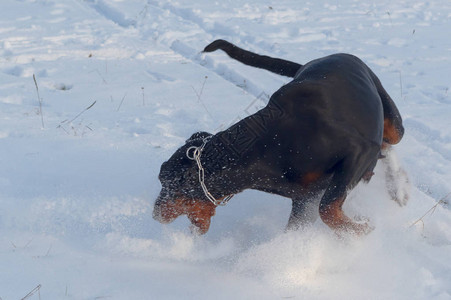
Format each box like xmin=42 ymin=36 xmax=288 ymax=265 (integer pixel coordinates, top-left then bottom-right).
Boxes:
xmin=186 ymin=137 xmax=234 ymax=206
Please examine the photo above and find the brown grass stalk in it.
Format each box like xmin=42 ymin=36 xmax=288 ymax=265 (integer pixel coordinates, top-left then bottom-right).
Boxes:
xmin=33 ymin=74 xmax=44 ymax=128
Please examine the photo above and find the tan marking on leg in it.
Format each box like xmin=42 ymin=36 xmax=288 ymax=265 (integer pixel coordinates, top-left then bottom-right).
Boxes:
xmin=319 ymin=198 xmax=348 ymax=228
xmin=320 ymin=198 xmax=371 ymax=235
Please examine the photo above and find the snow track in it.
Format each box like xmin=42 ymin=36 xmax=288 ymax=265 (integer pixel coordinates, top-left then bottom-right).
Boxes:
xmin=1 ymin=0 xmax=451 ymax=299
xmin=86 ymin=0 xmax=137 ymax=28
xmin=84 ymin=0 xmax=286 ymax=98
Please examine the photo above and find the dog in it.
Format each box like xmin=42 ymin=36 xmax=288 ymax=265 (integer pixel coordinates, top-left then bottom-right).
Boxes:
xmin=153 ymin=39 xmax=404 ymax=235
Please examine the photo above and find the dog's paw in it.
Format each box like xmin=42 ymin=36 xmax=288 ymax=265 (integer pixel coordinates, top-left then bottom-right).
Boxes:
xmin=335 ymin=218 xmax=374 ymax=237
xmin=348 ymin=221 xmax=374 ymax=236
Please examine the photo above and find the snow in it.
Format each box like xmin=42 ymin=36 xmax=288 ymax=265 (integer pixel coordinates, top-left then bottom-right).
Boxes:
xmin=1 ymin=0 xmax=450 ymax=299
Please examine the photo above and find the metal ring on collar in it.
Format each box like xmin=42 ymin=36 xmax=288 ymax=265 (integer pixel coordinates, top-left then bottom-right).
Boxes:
xmin=186 ymin=146 xmax=199 ymax=160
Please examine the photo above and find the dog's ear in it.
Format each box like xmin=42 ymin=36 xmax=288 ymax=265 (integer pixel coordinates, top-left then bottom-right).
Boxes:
xmin=186 ymin=131 xmax=212 ymax=143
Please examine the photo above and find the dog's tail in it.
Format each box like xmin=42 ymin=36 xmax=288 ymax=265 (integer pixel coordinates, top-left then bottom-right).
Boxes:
xmin=369 ymin=70 xmax=404 ymax=145
xmin=203 ymin=39 xmax=302 ymax=78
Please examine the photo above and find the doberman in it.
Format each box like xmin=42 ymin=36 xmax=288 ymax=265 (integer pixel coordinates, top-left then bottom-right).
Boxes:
xmin=153 ymin=39 xmax=404 ymax=235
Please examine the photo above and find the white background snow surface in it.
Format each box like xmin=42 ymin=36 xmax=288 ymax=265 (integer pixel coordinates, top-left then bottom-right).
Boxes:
xmin=1 ymin=0 xmax=451 ymax=299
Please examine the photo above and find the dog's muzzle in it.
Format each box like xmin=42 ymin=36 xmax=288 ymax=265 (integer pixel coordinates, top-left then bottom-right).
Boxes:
xmin=152 ymin=190 xmax=179 ymax=224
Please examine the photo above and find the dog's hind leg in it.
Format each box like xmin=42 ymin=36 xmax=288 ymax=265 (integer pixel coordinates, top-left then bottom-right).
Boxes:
xmin=203 ymin=39 xmax=302 ymax=78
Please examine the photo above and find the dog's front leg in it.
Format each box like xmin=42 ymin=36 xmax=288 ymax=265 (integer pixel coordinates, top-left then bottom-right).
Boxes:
xmin=319 ymin=161 xmax=373 ymax=235
xmin=286 ymin=198 xmax=318 ymax=231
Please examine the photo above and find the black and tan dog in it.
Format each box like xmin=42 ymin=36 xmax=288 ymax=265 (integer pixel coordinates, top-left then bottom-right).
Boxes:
xmin=153 ymin=40 xmax=404 ymax=235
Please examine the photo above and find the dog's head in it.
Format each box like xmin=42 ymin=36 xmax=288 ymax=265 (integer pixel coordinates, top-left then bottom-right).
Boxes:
xmin=153 ymin=131 xmax=216 ymax=234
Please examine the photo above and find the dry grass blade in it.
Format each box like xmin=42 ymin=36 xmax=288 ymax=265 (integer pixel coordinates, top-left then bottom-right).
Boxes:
xmin=399 ymin=70 xmax=404 ymax=100
xmin=69 ymin=100 xmax=96 ymax=124
xmin=191 ymin=76 xmax=208 ymax=101
xmin=33 ymin=74 xmax=44 ymax=128
xmin=21 ymin=284 xmax=41 ymax=300
xmin=410 ymin=192 xmax=451 ymax=228
xmin=191 ymin=76 xmax=213 ymax=119
xmin=141 ymin=87 xmax=145 ymax=106
xmin=116 ymin=93 xmax=127 ymax=111
xmin=57 ymin=101 xmax=96 ymax=136
xmin=58 ymin=100 xmax=96 ymax=127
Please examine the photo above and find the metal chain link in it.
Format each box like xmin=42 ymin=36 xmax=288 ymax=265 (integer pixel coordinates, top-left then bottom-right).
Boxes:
xmin=186 ymin=137 xmax=234 ymax=206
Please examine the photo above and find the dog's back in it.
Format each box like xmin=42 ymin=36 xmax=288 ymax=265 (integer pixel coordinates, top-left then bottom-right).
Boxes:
xmin=204 ymin=40 xmax=403 ymax=146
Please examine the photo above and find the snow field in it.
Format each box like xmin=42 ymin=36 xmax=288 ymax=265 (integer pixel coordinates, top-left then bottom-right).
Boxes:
xmin=1 ymin=0 xmax=451 ymax=299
